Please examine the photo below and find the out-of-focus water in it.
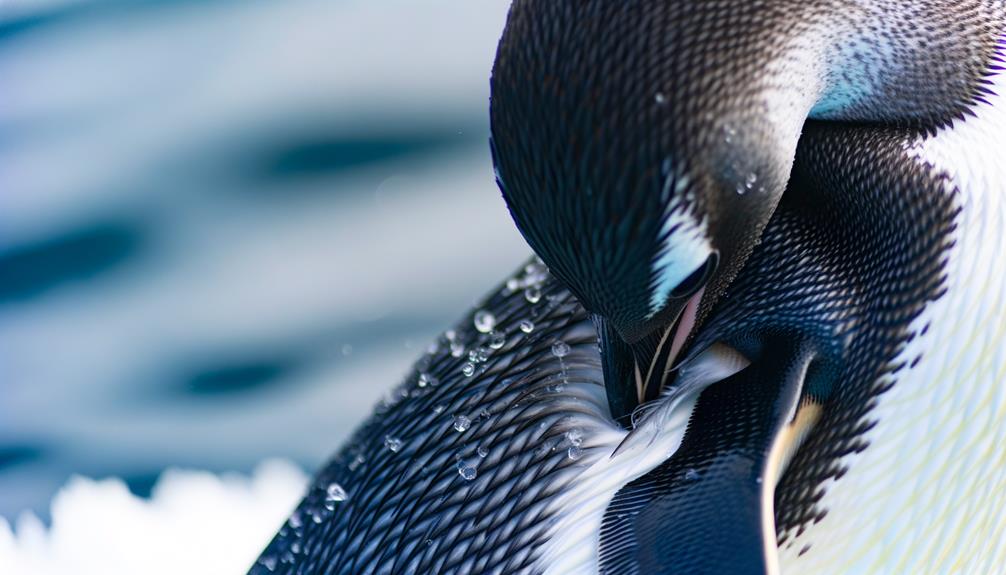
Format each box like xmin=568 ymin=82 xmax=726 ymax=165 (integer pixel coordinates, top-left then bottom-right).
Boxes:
xmin=0 ymin=0 xmax=529 ymax=521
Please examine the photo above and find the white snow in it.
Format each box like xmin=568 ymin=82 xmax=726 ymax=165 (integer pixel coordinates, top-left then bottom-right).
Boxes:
xmin=0 ymin=460 xmax=308 ymax=575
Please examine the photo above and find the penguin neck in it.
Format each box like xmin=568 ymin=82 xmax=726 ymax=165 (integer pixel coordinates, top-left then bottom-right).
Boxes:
xmin=780 ymin=63 xmax=1006 ymax=574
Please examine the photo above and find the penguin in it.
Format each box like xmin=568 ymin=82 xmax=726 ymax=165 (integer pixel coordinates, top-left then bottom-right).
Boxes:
xmin=250 ymin=1 xmax=1006 ymax=573
xmin=490 ymin=0 xmax=1006 ymax=425
xmin=488 ymin=1 xmax=1006 ymax=572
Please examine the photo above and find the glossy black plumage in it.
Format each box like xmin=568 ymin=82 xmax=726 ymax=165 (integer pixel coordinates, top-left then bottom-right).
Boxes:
xmin=490 ymin=0 xmax=1000 ymax=343
xmin=489 ymin=0 xmax=1004 ymax=426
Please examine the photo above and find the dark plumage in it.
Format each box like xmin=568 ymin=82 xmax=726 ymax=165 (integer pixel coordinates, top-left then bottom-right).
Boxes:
xmin=490 ymin=0 xmax=1004 ymax=423
xmin=490 ymin=0 xmax=1000 ymax=338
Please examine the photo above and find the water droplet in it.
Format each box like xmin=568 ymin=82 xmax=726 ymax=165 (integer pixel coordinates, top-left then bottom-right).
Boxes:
xmin=654 ymin=92 xmax=668 ymax=105
xmin=474 ymin=310 xmax=496 ymax=333
xmin=505 ymin=278 xmax=520 ymax=293
xmin=445 ymin=329 xmax=457 ymax=340
xmin=524 ymin=287 xmax=542 ymax=304
xmin=341 ymin=344 xmax=353 ymax=356
xmin=523 ymin=262 xmax=549 ymax=286
xmin=469 ymin=346 xmax=490 ymax=362
xmin=684 ymin=468 xmax=701 ymax=482
xmin=552 ymin=341 xmax=571 ymax=358
xmin=477 ymin=445 xmax=489 ymax=458
xmin=450 ymin=341 xmax=466 ymax=358
xmin=432 ymin=404 xmax=445 ymax=414
xmin=288 ymin=511 xmax=303 ymax=529
xmin=520 ymin=320 xmax=535 ymax=333
xmin=384 ymin=436 xmax=403 ymax=452
xmin=565 ymin=429 xmax=584 ymax=446
xmin=488 ymin=331 xmax=506 ymax=350
xmin=462 ymin=362 xmax=476 ymax=377
xmin=458 ymin=460 xmax=478 ymax=480
xmin=567 ymin=445 xmax=583 ymax=460
xmin=745 ymin=172 xmax=758 ymax=190
xmin=324 ymin=483 xmax=348 ymax=510
xmin=311 ymin=508 xmax=324 ymax=524
xmin=290 ymin=542 xmax=302 ymax=554
xmin=724 ymin=125 xmax=737 ymax=144
xmin=453 ymin=415 xmax=472 ymax=432
xmin=418 ymin=373 xmax=438 ymax=388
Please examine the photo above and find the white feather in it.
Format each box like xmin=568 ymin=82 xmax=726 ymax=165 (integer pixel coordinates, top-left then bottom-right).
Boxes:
xmin=536 ymin=345 xmax=748 ymax=575
xmin=648 ymin=169 xmax=712 ymax=319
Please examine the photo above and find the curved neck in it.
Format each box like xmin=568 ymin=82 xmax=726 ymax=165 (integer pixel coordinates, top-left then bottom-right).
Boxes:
xmin=806 ymin=0 xmax=1005 ymax=123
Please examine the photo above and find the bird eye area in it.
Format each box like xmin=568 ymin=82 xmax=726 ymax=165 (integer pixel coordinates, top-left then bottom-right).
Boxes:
xmin=670 ymin=251 xmax=719 ymax=299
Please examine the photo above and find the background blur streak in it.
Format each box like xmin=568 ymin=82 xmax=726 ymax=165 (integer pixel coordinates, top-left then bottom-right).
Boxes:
xmin=0 ymin=0 xmax=528 ymax=521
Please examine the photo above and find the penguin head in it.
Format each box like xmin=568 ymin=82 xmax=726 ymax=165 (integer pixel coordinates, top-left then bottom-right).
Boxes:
xmin=489 ymin=1 xmax=804 ymax=419
xmin=489 ymin=38 xmax=785 ymax=343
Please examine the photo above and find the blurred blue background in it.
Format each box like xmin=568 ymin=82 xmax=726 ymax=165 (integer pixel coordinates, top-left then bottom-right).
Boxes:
xmin=0 ymin=0 xmax=530 ymax=522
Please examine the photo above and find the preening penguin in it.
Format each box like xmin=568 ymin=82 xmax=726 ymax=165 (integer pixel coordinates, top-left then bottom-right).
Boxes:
xmin=490 ymin=0 xmax=1005 ymax=424
xmin=251 ymin=1 xmax=1006 ymax=573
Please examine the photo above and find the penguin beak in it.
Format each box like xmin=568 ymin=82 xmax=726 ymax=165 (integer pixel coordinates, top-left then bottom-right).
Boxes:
xmin=594 ymin=287 xmax=705 ymax=425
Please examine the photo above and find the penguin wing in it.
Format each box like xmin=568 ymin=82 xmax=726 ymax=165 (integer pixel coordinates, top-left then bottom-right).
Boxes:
xmin=249 ymin=259 xmax=610 ymax=575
